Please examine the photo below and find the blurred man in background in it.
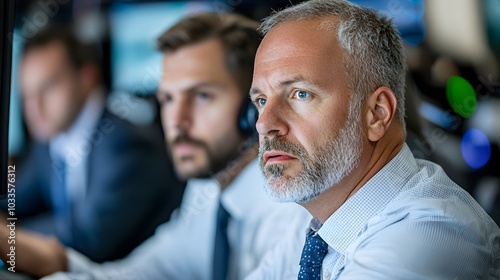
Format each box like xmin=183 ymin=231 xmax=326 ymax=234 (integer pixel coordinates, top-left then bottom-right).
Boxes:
xmin=2 ymin=12 xmax=310 ymax=280
xmin=0 ymin=27 xmax=184 ymax=263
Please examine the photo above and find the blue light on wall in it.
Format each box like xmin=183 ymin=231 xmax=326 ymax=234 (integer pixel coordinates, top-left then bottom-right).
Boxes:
xmin=461 ymin=128 xmax=491 ymax=169
xmin=349 ymin=0 xmax=425 ymax=46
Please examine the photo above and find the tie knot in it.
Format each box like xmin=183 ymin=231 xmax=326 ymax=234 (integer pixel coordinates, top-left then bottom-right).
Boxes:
xmin=216 ymin=202 xmax=230 ymax=227
xmin=299 ymin=232 xmax=328 ymax=268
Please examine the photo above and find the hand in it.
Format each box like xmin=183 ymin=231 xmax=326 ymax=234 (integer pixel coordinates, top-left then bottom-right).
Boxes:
xmin=0 ymin=211 xmax=11 ymax=238
xmin=0 ymin=214 xmax=68 ymax=278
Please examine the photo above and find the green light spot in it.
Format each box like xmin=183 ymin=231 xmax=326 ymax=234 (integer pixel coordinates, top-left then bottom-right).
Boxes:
xmin=446 ymin=75 xmax=477 ymax=118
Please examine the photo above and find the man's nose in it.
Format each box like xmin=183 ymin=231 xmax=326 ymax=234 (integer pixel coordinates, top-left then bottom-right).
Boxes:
xmin=256 ymin=98 xmax=289 ymax=138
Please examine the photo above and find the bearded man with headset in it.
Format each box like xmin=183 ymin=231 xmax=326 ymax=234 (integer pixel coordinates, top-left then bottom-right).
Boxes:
xmin=1 ymin=12 xmax=310 ymax=280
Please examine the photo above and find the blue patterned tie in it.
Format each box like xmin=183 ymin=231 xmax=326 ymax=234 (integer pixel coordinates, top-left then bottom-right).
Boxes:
xmin=212 ymin=201 xmax=230 ymax=280
xmin=51 ymin=157 xmax=72 ymax=246
xmin=298 ymin=232 xmax=328 ymax=280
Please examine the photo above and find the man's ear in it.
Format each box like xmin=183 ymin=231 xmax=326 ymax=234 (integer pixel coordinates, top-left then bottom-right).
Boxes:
xmin=79 ymin=63 xmax=99 ymax=92
xmin=365 ymin=86 xmax=397 ymax=142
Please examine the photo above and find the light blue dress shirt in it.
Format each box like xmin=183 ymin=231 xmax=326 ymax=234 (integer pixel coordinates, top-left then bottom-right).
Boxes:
xmin=49 ymin=89 xmax=105 ymax=202
xmin=43 ymin=159 xmax=311 ymax=280
xmin=248 ymin=144 xmax=500 ymax=280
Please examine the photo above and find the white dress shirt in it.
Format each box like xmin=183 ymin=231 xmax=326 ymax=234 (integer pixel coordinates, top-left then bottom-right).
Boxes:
xmin=43 ymin=159 xmax=311 ymax=280
xmin=247 ymin=144 xmax=500 ymax=280
xmin=49 ymin=89 xmax=105 ymax=202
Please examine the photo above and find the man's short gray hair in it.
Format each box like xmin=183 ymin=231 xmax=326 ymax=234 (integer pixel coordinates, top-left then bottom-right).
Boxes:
xmin=260 ymin=0 xmax=407 ymax=127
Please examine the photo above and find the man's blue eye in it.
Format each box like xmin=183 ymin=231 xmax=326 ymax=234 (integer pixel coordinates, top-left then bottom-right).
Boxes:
xmin=197 ymin=92 xmax=211 ymax=100
xmin=157 ymin=95 xmax=172 ymax=105
xmin=257 ymin=98 xmax=266 ymax=107
xmin=295 ymin=90 xmax=310 ymax=100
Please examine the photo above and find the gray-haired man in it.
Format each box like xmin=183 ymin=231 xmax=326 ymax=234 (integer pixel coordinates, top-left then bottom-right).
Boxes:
xmin=248 ymin=0 xmax=500 ymax=279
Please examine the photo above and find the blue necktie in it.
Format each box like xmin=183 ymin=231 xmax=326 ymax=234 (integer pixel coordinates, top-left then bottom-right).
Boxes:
xmin=51 ymin=157 xmax=72 ymax=246
xmin=298 ymin=232 xmax=328 ymax=280
xmin=212 ymin=201 xmax=230 ymax=280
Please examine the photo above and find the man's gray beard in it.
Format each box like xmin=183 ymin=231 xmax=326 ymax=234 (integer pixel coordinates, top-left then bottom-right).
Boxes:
xmin=259 ymin=104 xmax=363 ymax=203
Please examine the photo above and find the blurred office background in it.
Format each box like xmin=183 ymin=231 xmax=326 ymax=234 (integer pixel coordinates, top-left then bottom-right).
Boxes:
xmin=7 ymin=0 xmax=500 ymax=223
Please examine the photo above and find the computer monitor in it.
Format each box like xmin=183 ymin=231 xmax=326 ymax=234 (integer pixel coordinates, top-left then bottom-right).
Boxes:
xmin=0 ymin=0 xmax=16 ymax=199
xmin=108 ymin=1 xmax=214 ymax=95
xmin=350 ymin=0 xmax=425 ymax=46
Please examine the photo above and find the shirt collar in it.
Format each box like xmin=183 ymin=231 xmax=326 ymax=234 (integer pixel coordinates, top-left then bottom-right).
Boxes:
xmin=220 ymin=159 xmax=264 ymax=220
xmin=318 ymin=144 xmax=419 ymax=254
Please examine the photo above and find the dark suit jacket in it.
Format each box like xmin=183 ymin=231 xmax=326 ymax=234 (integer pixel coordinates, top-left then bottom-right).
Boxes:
xmin=1 ymin=109 xmax=184 ymax=262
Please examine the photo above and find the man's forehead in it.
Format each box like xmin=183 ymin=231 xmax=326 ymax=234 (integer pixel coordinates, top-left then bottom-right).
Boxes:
xmin=21 ymin=42 xmax=68 ymax=92
xmin=256 ymin=18 xmax=340 ymax=64
xmin=161 ymin=42 xmax=228 ymax=81
xmin=159 ymin=64 xmax=225 ymax=92
xmin=24 ymin=41 xmax=68 ymax=63
xmin=161 ymin=40 xmax=224 ymax=67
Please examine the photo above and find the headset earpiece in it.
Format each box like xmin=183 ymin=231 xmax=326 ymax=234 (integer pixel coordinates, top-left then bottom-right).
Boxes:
xmin=238 ymin=97 xmax=258 ymax=137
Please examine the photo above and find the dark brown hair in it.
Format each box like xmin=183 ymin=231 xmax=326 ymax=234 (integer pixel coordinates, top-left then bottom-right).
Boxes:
xmin=157 ymin=13 xmax=261 ymax=95
xmin=22 ymin=26 xmax=99 ymax=70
